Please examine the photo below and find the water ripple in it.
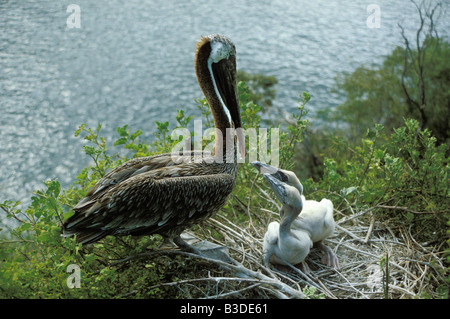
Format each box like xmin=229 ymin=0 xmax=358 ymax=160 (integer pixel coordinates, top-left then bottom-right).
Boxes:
xmin=0 ymin=0 xmax=448 ymax=208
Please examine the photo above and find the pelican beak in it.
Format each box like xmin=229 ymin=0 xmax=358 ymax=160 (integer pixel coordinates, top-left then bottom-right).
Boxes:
xmin=252 ymin=161 xmax=277 ymax=174
xmin=252 ymin=161 xmax=287 ymax=182
xmin=211 ymin=55 xmax=246 ymax=158
xmin=263 ymin=173 xmax=290 ymax=207
xmin=262 ymin=173 xmax=303 ymax=209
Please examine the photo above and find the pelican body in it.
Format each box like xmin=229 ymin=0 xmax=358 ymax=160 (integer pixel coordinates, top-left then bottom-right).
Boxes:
xmin=253 ymin=161 xmax=339 ymax=269
xmin=63 ymin=35 xmax=244 ymax=251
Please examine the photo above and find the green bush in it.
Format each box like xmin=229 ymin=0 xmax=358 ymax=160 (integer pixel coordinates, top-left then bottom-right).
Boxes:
xmin=0 ymin=78 xmax=448 ymax=298
xmin=0 ymin=80 xmax=304 ymax=298
xmin=328 ymin=37 xmax=450 ymax=144
xmin=319 ymin=120 xmax=448 ymax=238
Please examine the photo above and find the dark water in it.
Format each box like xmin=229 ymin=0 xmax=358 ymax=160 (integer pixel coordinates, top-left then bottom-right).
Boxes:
xmin=0 ymin=0 xmax=449 ymax=211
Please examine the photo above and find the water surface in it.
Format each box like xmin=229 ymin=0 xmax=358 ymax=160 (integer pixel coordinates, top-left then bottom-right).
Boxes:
xmin=0 ymin=0 xmax=448 ymax=210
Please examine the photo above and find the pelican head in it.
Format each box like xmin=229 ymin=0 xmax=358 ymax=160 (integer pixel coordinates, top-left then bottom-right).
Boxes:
xmin=252 ymin=161 xmax=303 ymax=195
xmin=262 ymin=173 xmax=303 ymax=212
xmin=195 ymin=34 xmax=245 ymax=157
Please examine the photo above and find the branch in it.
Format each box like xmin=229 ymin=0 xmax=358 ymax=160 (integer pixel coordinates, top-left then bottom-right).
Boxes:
xmin=398 ymin=23 xmax=421 ymax=113
xmin=375 ymin=204 xmax=434 ymax=215
xmin=147 ymin=277 xmax=263 ymax=299
xmin=110 ymin=249 xmax=305 ymax=299
xmin=398 ymin=0 xmax=443 ymax=129
xmin=0 ymin=205 xmax=27 ymax=224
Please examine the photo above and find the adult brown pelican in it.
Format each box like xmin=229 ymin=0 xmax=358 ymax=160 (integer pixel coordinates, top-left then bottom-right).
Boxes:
xmin=63 ymin=34 xmax=245 ymax=255
xmin=252 ymin=161 xmax=339 ymax=269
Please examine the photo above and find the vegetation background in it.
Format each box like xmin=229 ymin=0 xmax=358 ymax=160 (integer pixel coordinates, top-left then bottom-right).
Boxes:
xmin=0 ymin=1 xmax=448 ymax=299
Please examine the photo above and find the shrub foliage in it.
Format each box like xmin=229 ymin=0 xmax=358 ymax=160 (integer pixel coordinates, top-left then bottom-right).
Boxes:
xmin=0 ymin=78 xmax=448 ymax=298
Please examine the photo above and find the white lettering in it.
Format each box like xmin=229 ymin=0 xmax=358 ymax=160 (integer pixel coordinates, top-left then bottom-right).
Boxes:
xmin=180 ymin=303 xmax=214 ymax=316
xmin=366 ymin=4 xmax=381 ymax=29
xmin=66 ymin=264 xmax=81 ymax=288
xmin=66 ymin=4 xmax=81 ymax=29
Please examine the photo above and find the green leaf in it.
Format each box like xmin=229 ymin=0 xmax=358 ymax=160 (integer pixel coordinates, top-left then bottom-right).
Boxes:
xmin=113 ymin=137 xmax=127 ymax=146
xmin=130 ymin=129 xmax=143 ymax=140
xmin=63 ymin=211 xmax=75 ymax=220
xmin=74 ymin=123 xmax=86 ymax=137
xmin=37 ymin=232 xmax=51 ymax=243
xmin=155 ymin=121 xmax=169 ymax=131
xmin=18 ymin=223 xmax=32 ymax=233
xmin=117 ymin=125 xmax=129 ymax=137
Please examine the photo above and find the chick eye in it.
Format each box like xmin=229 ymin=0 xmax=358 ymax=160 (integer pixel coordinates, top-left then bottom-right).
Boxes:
xmin=278 ymin=172 xmax=289 ymax=183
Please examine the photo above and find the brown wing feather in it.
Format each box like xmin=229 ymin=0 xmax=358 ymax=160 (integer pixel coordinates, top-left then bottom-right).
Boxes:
xmin=64 ymin=173 xmax=235 ymax=244
xmin=72 ymin=151 xmax=210 ymax=210
xmin=63 ymin=151 xmax=236 ymax=244
xmin=74 ymin=153 xmax=177 ymax=209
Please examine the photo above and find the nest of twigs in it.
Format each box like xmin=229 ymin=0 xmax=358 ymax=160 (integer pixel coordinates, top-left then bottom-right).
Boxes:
xmin=137 ymin=188 xmax=447 ymax=299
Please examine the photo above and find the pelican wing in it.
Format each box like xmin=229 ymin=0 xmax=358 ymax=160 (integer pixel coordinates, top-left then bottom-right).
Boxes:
xmin=64 ymin=168 xmax=235 ymax=244
xmin=264 ymin=222 xmax=279 ymax=246
xmin=73 ymin=151 xmax=211 ymax=210
xmin=292 ymin=198 xmax=335 ymax=243
xmin=74 ymin=153 xmax=176 ymax=209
